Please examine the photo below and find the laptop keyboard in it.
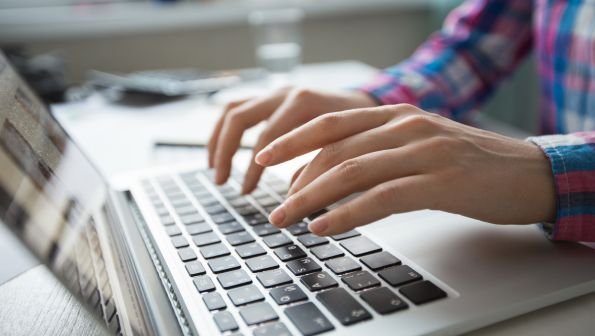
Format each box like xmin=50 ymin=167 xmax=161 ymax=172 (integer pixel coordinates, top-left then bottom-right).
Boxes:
xmin=60 ymin=218 xmax=122 ymax=335
xmin=142 ymin=169 xmax=447 ymax=336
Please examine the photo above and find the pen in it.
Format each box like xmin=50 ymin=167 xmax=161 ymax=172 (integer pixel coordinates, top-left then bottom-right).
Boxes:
xmin=154 ymin=140 xmax=254 ymax=150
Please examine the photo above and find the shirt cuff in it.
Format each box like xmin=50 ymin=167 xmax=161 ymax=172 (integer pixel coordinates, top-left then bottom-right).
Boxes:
xmin=528 ymin=134 xmax=595 ymax=242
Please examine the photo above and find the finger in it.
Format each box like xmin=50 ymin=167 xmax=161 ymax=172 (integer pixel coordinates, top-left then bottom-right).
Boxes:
xmin=214 ymin=92 xmax=287 ymax=184
xmin=241 ymin=92 xmax=324 ymax=193
xmin=290 ymin=164 xmax=307 ymax=186
xmin=255 ymin=106 xmax=398 ymax=166
xmin=289 ymin=117 xmax=435 ymax=195
xmin=268 ymin=146 xmax=426 ymax=228
xmin=207 ymin=98 xmax=251 ymax=168
xmin=241 ymin=136 xmax=268 ymax=194
xmin=309 ymin=175 xmax=430 ymax=236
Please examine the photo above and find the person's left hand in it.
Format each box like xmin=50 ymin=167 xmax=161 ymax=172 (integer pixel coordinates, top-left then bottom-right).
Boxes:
xmin=254 ymin=104 xmax=557 ymax=236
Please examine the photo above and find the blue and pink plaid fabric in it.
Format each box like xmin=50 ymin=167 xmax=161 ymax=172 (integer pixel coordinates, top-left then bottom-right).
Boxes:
xmin=360 ymin=0 xmax=595 ymax=242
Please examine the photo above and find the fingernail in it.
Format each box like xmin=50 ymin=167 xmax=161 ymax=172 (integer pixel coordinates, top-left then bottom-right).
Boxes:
xmin=309 ymin=217 xmax=328 ymax=234
xmin=255 ymin=149 xmax=272 ymax=165
xmin=269 ymin=204 xmax=286 ymax=226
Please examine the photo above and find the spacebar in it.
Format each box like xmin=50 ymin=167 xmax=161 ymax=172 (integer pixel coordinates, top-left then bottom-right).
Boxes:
xmin=316 ymin=287 xmax=372 ymax=326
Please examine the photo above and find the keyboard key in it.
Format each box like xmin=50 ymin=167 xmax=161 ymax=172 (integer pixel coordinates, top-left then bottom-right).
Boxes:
xmin=263 ymin=233 xmax=292 ymax=248
xmin=175 ymin=205 xmax=199 ymax=216
xmin=311 ymin=244 xmax=344 ymax=261
xmin=217 ymin=185 xmax=235 ymax=194
xmin=203 ymin=292 xmax=226 ymax=311
xmin=331 ymin=230 xmax=360 ymax=241
xmin=285 ymin=302 xmax=334 ymax=336
xmin=269 ymin=284 xmax=307 ymax=305
xmin=244 ymin=213 xmax=269 ymax=226
xmin=165 ymin=225 xmax=182 ymax=237
xmin=286 ymin=222 xmax=310 ymax=236
xmin=186 ymin=223 xmax=212 ymax=235
xmin=340 ymin=236 xmax=381 ymax=257
xmin=254 ymin=322 xmax=291 ymax=336
xmin=193 ymin=275 xmax=215 ymax=293
xmin=235 ymin=242 xmax=266 ymax=259
xmin=185 ymin=260 xmax=206 ymax=276
xmin=286 ymin=257 xmax=321 ymax=276
xmin=199 ymin=243 xmax=230 ymax=259
xmin=213 ymin=311 xmax=238 ymax=332
xmin=317 ymin=287 xmax=372 ymax=326
xmin=208 ymin=256 xmax=241 ymax=274
xmin=399 ymin=280 xmax=447 ymax=305
xmin=226 ymin=231 xmax=255 ymax=246
xmin=325 ymin=256 xmax=361 ymax=275
xmin=154 ymin=206 xmax=169 ymax=217
xmin=160 ymin=215 xmax=176 ymax=226
xmin=205 ymin=204 xmax=227 ymax=215
xmin=378 ymin=265 xmax=422 ymax=287
xmin=108 ymin=314 xmax=120 ymax=334
xmin=192 ymin=232 xmax=221 ymax=247
xmin=270 ymin=184 xmax=289 ymax=195
xmin=360 ymin=287 xmax=408 ymax=314
xmin=307 ymin=209 xmax=327 ymax=221
xmin=239 ymin=302 xmax=278 ymax=325
xmin=196 ymin=196 xmax=219 ymax=207
xmin=171 ymin=199 xmax=191 ymax=208
xmin=171 ymin=236 xmax=189 ymax=248
xmin=360 ymin=251 xmax=400 ymax=271
xmin=264 ymin=204 xmax=279 ymax=213
xmin=257 ymin=269 xmax=292 ymax=288
xmin=246 ymin=255 xmax=279 ymax=273
xmin=274 ymin=245 xmax=307 ymax=262
xmin=252 ymin=223 xmax=281 ymax=237
xmin=217 ymin=269 xmax=252 ymax=289
xmin=250 ymin=189 xmax=268 ymax=198
xmin=229 ymin=197 xmax=250 ymax=208
xmin=180 ymin=213 xmax=204 ymax=225
xmin=341 ymin=270 xmax=381 ymax=291
xmin=235 ymin=205 xmax=260 ymax=216
xmin=297 ymin=233 xmax=328 ymax=248
xmin=223 ymin=191 xmax=241 ymax=200
xmin=217 ymin=221 xmax=245 ymax=235
xmin=227 ymin=284 xmax=264 ymax=306
xmin=104 ymin=299 xmax=116 ymax=322
xmin=256 ymin=196 xmax=279 ymax=207
xmin=301 ymin=271 xmax=338 ymax=292
xmin=178 ymin=247 xmax=197 ymax=262
xmin=211 ymin=212 xmax=236 ymax=224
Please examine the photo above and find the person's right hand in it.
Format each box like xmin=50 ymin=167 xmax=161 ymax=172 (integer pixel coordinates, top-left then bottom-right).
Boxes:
xmin=207 ymin=87 xmax=378 ymax=194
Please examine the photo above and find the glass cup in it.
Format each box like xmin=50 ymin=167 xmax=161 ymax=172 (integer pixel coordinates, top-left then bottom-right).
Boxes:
xmin=249 ymin=8 xmax=304 ymax=80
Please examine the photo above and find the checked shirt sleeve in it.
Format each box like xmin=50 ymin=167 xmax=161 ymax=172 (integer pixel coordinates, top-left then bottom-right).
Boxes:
xmin=360 ymin=0 xmax=533 ymax=122
xmin=530 ymin=133 xmax=595 ymax=242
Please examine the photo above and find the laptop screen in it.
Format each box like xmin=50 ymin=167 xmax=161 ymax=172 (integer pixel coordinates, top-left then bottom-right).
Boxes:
xmin=0 ymin=53 xmax=130 ymax=332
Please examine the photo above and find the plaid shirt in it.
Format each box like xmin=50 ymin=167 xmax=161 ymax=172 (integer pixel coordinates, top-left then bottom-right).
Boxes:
xmin=360 ymin=0 xmax=595 ymax=242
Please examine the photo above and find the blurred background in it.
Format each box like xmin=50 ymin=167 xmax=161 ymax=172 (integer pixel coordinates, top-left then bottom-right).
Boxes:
xmin=0 ymin=0 xmax=538 ymax=133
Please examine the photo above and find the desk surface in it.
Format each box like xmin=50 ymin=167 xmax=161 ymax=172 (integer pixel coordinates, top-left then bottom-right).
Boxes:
xmin=1 ymin=61 xmax=594 ymax=336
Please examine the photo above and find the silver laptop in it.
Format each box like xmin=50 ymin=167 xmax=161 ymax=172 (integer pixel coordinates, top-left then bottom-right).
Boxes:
xmin=2 ymin=52 xmax=595 ymax=336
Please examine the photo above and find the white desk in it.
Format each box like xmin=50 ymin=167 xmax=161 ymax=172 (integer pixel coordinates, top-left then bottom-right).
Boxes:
xmin=1 ymin=61 xmax=594 ymax=336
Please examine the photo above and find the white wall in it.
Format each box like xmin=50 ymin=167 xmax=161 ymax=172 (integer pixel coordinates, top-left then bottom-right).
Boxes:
xmin=19 ymin=9 xmax=432 ymax=83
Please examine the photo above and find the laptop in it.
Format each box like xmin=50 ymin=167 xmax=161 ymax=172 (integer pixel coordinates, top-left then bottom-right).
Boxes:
xmin=2 ymin=52 xmax=595 ymax=336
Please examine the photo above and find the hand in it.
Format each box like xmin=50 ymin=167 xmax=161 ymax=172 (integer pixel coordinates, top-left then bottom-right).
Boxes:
xmin=207 ymin=87 xmax=377 ymax=193
xmin=255 ymin=104 xmax=556 ymax=236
